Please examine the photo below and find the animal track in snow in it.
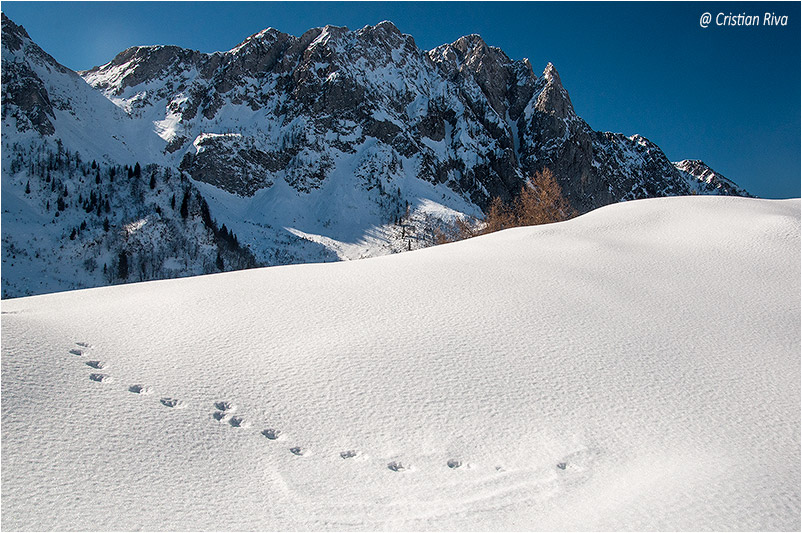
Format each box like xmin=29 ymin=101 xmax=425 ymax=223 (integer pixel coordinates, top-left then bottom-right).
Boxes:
xmin=228 ymin=416 xmax=249 ymax=428
xmin=387 ymin=461 xmax=408 ymax=472
xmin=70 ymin=348 xmax=88 ymax=356
xmin=89 ymin=373 xmax=111 ymax=382
xmin=290 ymin=447 xmax=306 ymax=456
xmin=261 ymin=428 xmax=283 ymax=440
xmin=212 ymin=411 xmax=230 ymax=422
xmin=85 ymin=360 xmax=106 ymax=369
xmin=447 ymin=459 xmax=463 ymax=469
xmin=553 ymin=447 xmax=600 ymax=480
xmin=128 ymin=384 xmax=153 ymax=394
xmin=76 ymin=342 xmax=91 ymax=348
xmin=340 ymin=450 xmax=358 ymax=459
xmin=214 ymin=401 xmax=236 ymax=412
xmin=160 ymin=398 xmax=186 ymax=409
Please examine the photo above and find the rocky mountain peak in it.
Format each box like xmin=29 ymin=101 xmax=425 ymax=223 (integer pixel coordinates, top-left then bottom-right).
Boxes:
xmin=307 ymin=24 xmax=348 ymax=48
xmin=1 ymin=12 xmax=71 ymax=76
xmin=362 ymin=20 xmax=403 ymax=38
xmin=428 ymin=33 xmax=510 ymax=74
xmin=428 ymin=32 xmax=533 ymax=121
xmin=354 ymin=20 xmax=418 ymax=55
xmin=228 ymin=26 xmax=287 ymax=57
xmin=535 ymin=61 xmax=574 ymax=119
xmin=1 ymin=12 xmax=30 ymax=53
xmin=542 ymin=61 xmax=559 ymax=81
xmin=1 ymin=12 xmax=80 ymax=136
xmin=83 ymin=44 xmax=203 ymax=94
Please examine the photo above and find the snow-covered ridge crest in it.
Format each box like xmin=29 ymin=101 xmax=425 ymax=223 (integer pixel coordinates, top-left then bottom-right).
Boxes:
xmin=674 ymin=159 xmax=752 ymax=197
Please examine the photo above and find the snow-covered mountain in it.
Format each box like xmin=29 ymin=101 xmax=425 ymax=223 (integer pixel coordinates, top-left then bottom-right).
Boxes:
xmin=1 ymin=14 xmax=257 ymax=298
xmin=2 ymin=196 xmax=798 ymax=530
xmin=80 ymin=21 xmax=727 ymax=211
xmin=2 ymin=14 xmax=752 ymax=297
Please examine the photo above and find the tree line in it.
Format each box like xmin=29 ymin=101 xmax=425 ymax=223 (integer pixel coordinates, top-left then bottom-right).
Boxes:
xmin=434 ymin=168 xmax=577 ymax=243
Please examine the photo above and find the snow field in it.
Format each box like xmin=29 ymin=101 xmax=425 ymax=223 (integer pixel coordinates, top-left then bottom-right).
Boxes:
xmin=1 ymin=196 xmax=799 ymax=530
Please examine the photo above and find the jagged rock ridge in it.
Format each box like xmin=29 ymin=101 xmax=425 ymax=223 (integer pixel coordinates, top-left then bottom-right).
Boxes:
xmin=80 ymin=20 xmax=748 ymax=212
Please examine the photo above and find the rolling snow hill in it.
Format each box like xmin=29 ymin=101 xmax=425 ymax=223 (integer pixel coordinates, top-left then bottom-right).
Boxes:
xmin=2 ymin=196 xmax=799 ymax=530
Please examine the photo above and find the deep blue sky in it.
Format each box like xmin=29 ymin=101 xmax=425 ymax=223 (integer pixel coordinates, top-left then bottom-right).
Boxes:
xmin=3 ymin=1 xmax=800 ymax=198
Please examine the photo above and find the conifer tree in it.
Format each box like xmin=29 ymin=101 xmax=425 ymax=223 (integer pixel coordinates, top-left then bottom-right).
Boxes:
xmin=180 ymin=190 xmax=190 ymax=219
xmin=117 ymin=251 xmax=128 ymax=280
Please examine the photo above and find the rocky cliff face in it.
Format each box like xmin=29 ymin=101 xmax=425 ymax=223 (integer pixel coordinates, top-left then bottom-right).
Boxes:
xmin=1 ymin=14 xmax=64 ymax=136
xmin=2 ymin=13 xmax=752 ymax=297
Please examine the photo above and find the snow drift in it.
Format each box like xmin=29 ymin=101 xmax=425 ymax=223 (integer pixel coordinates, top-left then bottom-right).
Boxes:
xmin=1 ymin=196 xmax=799 ymax=530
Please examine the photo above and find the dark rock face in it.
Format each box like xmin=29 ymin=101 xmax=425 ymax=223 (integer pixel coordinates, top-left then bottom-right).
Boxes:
xmin=1 ymin=58 xmax=55 ymax=135
xmin=178 ymin=134 xmax=278 ymax=196
xmin=1 ymin=14 xmax=56 ymax=135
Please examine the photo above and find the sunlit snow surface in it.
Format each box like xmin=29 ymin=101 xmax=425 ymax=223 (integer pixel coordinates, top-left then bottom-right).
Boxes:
xmin=2 ymin=196 xmax=799 ymax=530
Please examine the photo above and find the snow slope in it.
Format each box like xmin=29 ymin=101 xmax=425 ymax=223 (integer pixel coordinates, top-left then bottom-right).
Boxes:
xmin=1 ymin=196 xmax=799 ymax=530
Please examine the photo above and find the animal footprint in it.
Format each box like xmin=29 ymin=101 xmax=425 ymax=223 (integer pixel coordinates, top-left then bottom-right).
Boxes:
xmin=85 ymin=361 xmax=106 ymax=369
xmin=555 ymin=447 xmax=599 ymax=475
xmin=228 ymin=416 xmax=249 ymax=428
xmin=212 ymin=411 xmax=230 ymax=422
xmin=340 ymin=450 xmax=358 ymax=459
xmin=160 ymin=398 xmax=186 ymax=409
xmin=214 ymin=401 xmax=236 ymax=412
xmin=290 ymin=447 xmax=306 ymax=456
xmin=128 ymin=384 xmax=153 ymax=394
xmin=262 ymin=428 xmax=283 ymax=440
xmin=70 ymin=348 xmax=87 ymax=356
xmin=447 ymin=459 xmax=463 ymax=469
xmin=387 ymin=461 xmax=407 ymax=472
xmin=89 ymin=373 xmax=111 ymax=382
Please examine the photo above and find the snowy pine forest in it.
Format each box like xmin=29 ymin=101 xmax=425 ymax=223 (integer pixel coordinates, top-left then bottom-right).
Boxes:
xmin=3 ymin=138 xmax=256 ymax=297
